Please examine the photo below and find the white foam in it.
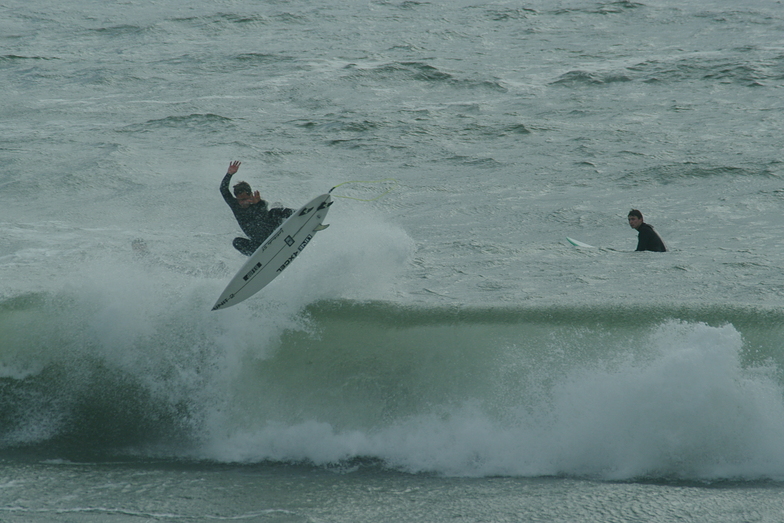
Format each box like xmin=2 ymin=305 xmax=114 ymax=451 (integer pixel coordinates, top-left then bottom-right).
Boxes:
xmin=259 ymin=203 xmax=415 ymax=302
xmin=194 ymin=321 xmax=784 ymax=480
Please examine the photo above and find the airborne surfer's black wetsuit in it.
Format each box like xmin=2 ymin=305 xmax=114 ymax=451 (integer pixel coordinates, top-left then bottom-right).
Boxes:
xmin=221 ymin=172 xmax=294 ymax=256
xmin=635 ymin=222 xmax=667 ymax=252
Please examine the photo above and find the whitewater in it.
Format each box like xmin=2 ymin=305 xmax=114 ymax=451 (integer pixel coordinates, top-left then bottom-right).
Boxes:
xmin=2 ymin=0 xmax=784 ymax=521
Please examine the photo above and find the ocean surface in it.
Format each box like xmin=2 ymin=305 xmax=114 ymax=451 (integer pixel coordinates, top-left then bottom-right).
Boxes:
xmin=2 ymin=0 xmax=784 ymax=520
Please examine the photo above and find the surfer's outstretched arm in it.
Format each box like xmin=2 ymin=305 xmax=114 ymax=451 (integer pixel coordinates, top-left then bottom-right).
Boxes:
xmin=221 ymin=161 xmax=243 ymax=203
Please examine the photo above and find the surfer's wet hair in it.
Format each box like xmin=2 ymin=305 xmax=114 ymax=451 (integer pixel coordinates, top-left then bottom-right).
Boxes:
xmin=233 ymin=181 xmax=252 ymax=196
xmin=628 ymin=209 xmax=643 ymax=220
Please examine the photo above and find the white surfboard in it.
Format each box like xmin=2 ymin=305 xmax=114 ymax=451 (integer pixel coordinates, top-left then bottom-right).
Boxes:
xmin=566 ymin=237 xmax=596 ymax=248
xmin=212 ymin=193 xmax=333 ymax=310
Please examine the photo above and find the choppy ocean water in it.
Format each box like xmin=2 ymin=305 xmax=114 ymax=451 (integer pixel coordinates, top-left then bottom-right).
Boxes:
xmin=2 ymin=0 xmax=784 ymax=521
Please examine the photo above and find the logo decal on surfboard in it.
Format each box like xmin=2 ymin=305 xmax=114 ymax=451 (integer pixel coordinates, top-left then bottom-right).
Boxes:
xmin=242 ymin=261 xmax=263 ymax=281
xmin=276 ymin=234 xmax=313 ymax=273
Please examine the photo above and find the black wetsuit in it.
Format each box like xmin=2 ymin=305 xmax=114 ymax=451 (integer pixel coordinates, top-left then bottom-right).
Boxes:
xmin=221 ymin=172 xmax=294 ymax=256
xmin=635 ymin=222 xmax=667 ymax=252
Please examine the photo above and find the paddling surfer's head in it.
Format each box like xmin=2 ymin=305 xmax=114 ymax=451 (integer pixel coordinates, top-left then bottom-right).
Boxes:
xmin=627 ymin=209 xmax=643 ymax=230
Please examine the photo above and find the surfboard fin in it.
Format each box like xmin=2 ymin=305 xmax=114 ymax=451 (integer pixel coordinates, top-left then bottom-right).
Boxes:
xmin=314 ymin=224 xmax=330 ymax=232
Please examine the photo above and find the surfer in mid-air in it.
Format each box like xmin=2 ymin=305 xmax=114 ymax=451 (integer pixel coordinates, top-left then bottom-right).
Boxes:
xmin=221 ymin=161 xmax=294 ymax=256
xmin=627 ymin=209 xmax=667 ymax=252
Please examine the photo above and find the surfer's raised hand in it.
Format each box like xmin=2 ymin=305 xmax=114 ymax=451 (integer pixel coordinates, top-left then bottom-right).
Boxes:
xmin=251 ymin=190 xmax=261 ymax=204
xmin=227 ymin=160 xmax=241 ymax=175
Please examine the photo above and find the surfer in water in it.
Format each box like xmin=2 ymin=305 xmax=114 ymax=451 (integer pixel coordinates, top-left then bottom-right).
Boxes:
xmin=221 ymin=161 xmax=294 ymax=256
xmin=627 ymin=209 xmax=667 ymax=252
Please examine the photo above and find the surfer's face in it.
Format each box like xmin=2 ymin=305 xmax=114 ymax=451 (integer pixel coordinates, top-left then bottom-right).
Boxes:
xmin=236 ymin=192 xmax=254 ymax=208
xmin=628 ymin=215 xmax=642 ymax=229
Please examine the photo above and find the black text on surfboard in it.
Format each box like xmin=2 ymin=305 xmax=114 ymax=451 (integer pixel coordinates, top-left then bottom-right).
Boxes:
xmin=242 ymin=261 xmax=263 ymax=281
xmin=276 ymin=234 xmax=313 ymax=273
